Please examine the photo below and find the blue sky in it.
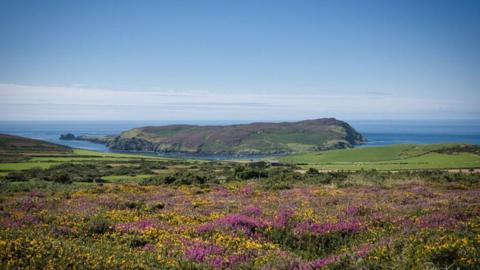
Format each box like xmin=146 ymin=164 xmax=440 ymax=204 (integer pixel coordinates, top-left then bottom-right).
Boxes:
xmin=0 ymin=0 xmax=479 ymax=120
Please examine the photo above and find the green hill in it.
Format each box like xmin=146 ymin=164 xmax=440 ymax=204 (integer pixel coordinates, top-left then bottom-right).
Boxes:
xmin=0 ymin=134 xmax=72 ymax=163
xmin=0 ymin=134 xmax=71 ymax=154
xmin=107 ymin=118 xmax=364 ymax=155
xmin=280 ymin=143 xmax=480 ymax=170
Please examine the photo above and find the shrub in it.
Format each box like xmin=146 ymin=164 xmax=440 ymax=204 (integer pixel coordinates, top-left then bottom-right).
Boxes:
xmin=306 ymin=168 xmax=320 ymax=176
xmin=123 ymin=201 xmax=145 ymax=210
xmin=51 ymin=173 xmax=72 ymax=184
xmin=148 ymin=202 xmax=165 ymax=211
xmin=86 ymin=218 xmax=112 ymax=234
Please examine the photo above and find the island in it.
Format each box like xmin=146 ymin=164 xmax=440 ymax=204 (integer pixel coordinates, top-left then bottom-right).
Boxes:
xmin=60 ymin=118 xmax=365 ymax=155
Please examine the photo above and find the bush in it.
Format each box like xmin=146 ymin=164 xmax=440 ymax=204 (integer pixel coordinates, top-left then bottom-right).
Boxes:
xmin=306 ymin=168 xmax=320 ymax=176
xmin=86 ymin=218 xmax=112 ymax=234
xmin=123 ymin=201 xmax=145 ymax=210
xmin=129 ymin=238 xmax=148 ymax=248
xmin=5 ymin=171 xmax=28 ymax=181
xmin=148 ymin=202 xmax=165 ymax=211
xmin=51 ymin=173 xmax=72 ymax=184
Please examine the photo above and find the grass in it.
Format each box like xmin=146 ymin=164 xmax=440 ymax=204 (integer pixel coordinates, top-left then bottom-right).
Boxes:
xmin=72 ymin=149 xmax=169 ymax=159
xmin=0 ymin=162 xmax=56 ymax=171
xmin=280 ymin=144 xmax=480 ymax=171
xmin=0 ymin=148 xmax=178 ymax=173
xmin=2 ymin=142 xmax=480 ymax=174
xmin=29 ymin=157 xmax=146 ymax=162
xmin=29 ymin=149 xmax=178 ymax=163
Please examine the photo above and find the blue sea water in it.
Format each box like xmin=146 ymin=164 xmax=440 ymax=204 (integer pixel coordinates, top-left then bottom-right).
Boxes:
xmin=0 ymin=120 xmax=479 ymax=158
xmin=349 ymin=120 xmax=480 ymax=147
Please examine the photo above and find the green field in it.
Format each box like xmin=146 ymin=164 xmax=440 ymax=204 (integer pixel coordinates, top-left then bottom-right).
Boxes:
xmin=0 ymin=162 xmax=56 ymax=171
xmin=280 ymin=144 xmax=480 ymax=171
xmin=0 ymin=148 xmax=174 ymax=172
xmin=71 ymin=149 xmax=170 ymax=159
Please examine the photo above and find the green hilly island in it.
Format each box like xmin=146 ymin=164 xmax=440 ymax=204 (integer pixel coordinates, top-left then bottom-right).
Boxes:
xmin=106 ymin=118 xmax=365 ymax=155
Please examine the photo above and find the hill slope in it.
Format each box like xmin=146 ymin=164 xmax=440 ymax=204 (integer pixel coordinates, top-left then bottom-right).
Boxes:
xmin=0 ymin=134 xmax=72 ymax=163
xmin=0 ymin=134 xmax=71 ymax=154
xmin=107 ymin=118 xmax=364 ymax=155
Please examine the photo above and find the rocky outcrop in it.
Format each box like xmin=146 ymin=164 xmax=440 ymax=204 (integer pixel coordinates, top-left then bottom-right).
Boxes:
xmin=59 ymin=134 xmax=115 ymax=145
xmin=59 ymin=133 xmax=76 ymax=140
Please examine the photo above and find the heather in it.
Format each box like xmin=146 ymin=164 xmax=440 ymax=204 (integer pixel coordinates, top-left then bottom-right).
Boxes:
xmin=1 ymin=175 xmax=479 ymax=269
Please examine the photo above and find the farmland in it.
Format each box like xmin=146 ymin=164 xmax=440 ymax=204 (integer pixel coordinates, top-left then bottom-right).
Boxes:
xmin=280 ymin=144 xmax=480 ymax=171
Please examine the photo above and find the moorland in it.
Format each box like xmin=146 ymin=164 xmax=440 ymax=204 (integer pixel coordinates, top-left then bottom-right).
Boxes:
xmin=0 ymin=134 xmax=479 ymax=269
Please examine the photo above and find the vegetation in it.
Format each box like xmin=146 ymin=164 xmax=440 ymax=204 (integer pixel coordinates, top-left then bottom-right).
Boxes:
xmin=105 ymin=118 xmax=364 ymax=154
xmin=0 ymin=136 xmax=479 ymax=269
xmin=1 ymin=170 xmax=479 ymax=269
xmin=0 ymin=134 xmax=72 ymax=163
xmin=280 ymin=143 xmax=480 ymax=171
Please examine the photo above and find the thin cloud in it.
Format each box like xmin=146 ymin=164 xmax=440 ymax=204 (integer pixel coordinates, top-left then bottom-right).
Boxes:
xmin=0 ymin=83 xmax=477 ymax=120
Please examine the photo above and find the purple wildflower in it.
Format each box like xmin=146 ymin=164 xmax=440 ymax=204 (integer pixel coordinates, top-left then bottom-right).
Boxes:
xmin=416 ymin=212 xmax=467 ymax=229
xmin=0 ymin=214 xmax=40 ymax=228
xmin=242 ymin=206 xmax=262 ymax=216
xmin=297 ymin=255 xmax=338 ymax=270
xmin=198 ymin=214 xmax=264 ymax=235
xmin=273 ymin=209 xmax=295 ymax=229
xmin=294 ymin=219 xmax=363 ymax=235
xmin=115 ymin=218 xmax=159 ymax=232
xmin=185 ymin=242 xmax=223 ymax=263
xmin=240 ymin=185 xmax=255 ymax=196
xmin=143 ymin=243 xmax=156 ymax=252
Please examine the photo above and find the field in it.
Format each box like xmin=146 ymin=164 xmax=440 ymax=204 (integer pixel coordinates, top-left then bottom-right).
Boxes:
xmin=0 ymin=148 xmax=174 ymax=173
xmin=0 ymin=136 xmax=479 ymax=269
xmin=279 ymin=144 xmax=480 ymax=171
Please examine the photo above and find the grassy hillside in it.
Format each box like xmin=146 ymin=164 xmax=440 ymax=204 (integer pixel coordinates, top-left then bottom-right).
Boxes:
xmin=0 ymin=134 xmax=73 ymax=163
xmin=280 ymin=143 xmax=480 ymax=170
xmin=0 ymin=134 xmax=71 ymax=154
xmin=0 ymin=135 xmax=176 ymax=173
xmin=108 ymin=118 xmax=364 ymax=154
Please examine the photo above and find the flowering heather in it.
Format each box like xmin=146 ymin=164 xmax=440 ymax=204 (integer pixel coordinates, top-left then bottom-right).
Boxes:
xmin=198 ymin=213 xmax=265 ymax=236
xmin=298 ymin=255 xmax=339 ymax=270
xmin=184 ymin=241 xmax=224 ymax=262
xmin=416 ymin=212 xmax=469 ymax=229
xmin=115 ymin=218 xmax=160 ymax=232
xmin=273 ymin=208 xmax=296 ymax=229
xmin=0 ymin=214 xmax=40 ymax=228
xmin=0 ymin=179 xmax=479 ymax=269
xmin=242 ymin=206 xmax=263 ymax=216
xmin=294 ymin=219 xmax=364 ymax=235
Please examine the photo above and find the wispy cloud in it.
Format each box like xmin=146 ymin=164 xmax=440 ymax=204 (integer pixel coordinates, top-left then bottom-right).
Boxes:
xmin=0 ymin=83 xmax=477 ymax=120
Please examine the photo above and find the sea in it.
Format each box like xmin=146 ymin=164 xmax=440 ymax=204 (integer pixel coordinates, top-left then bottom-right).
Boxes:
xmin=0 ymin=120 xmax=479 ymax=159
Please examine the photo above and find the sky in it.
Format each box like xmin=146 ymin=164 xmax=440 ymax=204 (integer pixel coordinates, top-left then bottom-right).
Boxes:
xmin=0 ymin=0 xmax=479 ymax=121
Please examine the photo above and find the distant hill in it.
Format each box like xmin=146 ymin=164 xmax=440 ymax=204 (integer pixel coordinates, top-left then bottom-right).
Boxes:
xmin=0 ymin=134 xmax=71 ymax=154
xmin=106 ymin=118 xmax=364 ymax=155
